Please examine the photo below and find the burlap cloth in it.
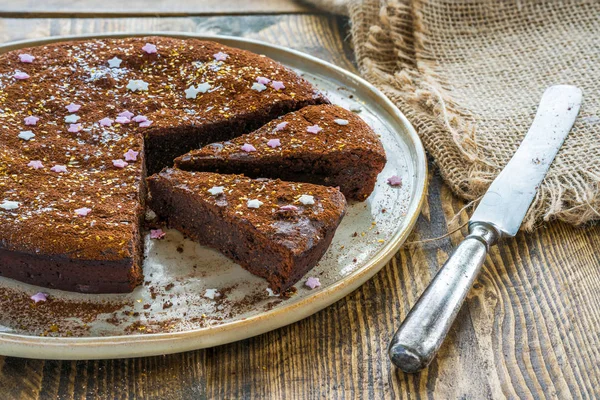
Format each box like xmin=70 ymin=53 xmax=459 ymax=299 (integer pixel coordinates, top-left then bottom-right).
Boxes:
xmin=308 ymin=0 xmax=600 ymax=230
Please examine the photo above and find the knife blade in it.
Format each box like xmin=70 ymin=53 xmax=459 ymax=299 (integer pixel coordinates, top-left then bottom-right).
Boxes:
xmin=471 ymin=85 xmax=582 ymax=236
xmin=388 ymin=85 xmax=582 ymax=373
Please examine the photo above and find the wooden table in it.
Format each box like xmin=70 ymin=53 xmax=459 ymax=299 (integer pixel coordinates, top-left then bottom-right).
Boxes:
xmin=1 ymin=2 xmax=599 ymax=399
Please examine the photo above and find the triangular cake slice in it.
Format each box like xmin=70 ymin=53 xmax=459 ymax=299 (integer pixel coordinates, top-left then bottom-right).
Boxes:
xmin=174 ymin=105 xmax=386 ymax=201
xmin=147 ymin=169 xmax=346 ymax=292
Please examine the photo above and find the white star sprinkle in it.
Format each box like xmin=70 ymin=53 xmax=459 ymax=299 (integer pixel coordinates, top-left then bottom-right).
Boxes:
xmin=0 ymin=200 xmax=19 ymax=210
xmin=108 ymin=57 xmax=122 ymax=68
xmin=203 ymin=289 xmax=220 ymax=300
xmin=64 ymin=114 xmax=80 ymax=123
xmin=298 ymin=194 xmax=315 ymax=205
xmin=18 ymin=130 xmax=35 ymax=141
xmin=247 ymin=199 xmax=264 ymax=209
xmin=185 ymin=82 xmax=211 ymax=99
xmin=185 ymin=85 xmax=199 ymax=99
xmin=126 ymin=79 xmax=149 ymax=92
xmin=251 ymin=82 xmax=267 ymax=92
xmin=334 ymin=118 xmax=349 ymax=125
xmin=197 ymin=82 xmax=211 ymax=93
xmin=208 ymin=186 xmax=225 ymax=196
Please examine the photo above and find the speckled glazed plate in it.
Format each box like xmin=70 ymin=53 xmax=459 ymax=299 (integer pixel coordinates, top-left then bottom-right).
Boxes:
xmin=0 ymin=33 xmax=427 ymax=360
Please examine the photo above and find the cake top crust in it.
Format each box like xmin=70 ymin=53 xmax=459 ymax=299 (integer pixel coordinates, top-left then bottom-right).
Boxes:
xmin=149 ymin=169 xmax=346 ymax=255
xmin=175 ymin=104 xmax=385 ymax=166
xmin=0 ymin=36 xmax=323 ymax=260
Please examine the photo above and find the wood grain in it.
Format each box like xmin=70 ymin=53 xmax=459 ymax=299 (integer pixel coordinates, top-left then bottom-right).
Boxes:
xmin=0 ymin=0 xmax=312 ymax=18
xmin=0 ymin=13 xmax=599 ymax=399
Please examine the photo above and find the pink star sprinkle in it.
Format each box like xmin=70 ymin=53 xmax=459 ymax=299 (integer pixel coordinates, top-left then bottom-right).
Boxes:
xmin=387 ymin=175 xmax=403 ymax=187
xmin=279 ymin=205 xmax=298 ymax=211
xmin=213 ymin=52 xmax=228 ymax=61
xmin=256 ymin=76 xmax=271 ymax=85
xmin=132 ymin=115 xmax=147 ymax=123
xmin=99 ymin=117 xmax=113 ymax=127
xmin=30 ymin=292 xmax=48 ymax=303
xmin=142 ymin=43 xmax=157 ymax=54
xmin=267 ymin=138 xmax=281 ymax=148
xmin=241 ymin=143 xmax=257 ymax=152
xmin=306 ymin=124 xmax=322 ymax=134
xmin=115 ymin=116 xmax=131 ymax=124
xmin=139 ymin=120 xmax=153 ymax=128
xmin=274 ymin=121 xmax=288 ymax=131
xmin=68 ymin=123 xmax=82 ymax=133
xmin=19 ymin=54 xmax=35 ymax=63
xmin=150 ymin=229 xmax=166 ymax=239
xmin=27 ymin=160 xmax=43 ymax=169
xmin=305 ymin=277 xmax=321 ymax=289
xmin=271 ymin=81 xmax=285 ymax=90
xmin=24 ymin=116 xmax=39 ymax=125
xmin=124 ymin=149 xmax=139 ymax=162
xmin=118 ymin=110 xmax=134 ymax=119
xmin=65 ymin=103 xmax=81 ymax=113
xmin=112 ymin=159 xmax=128 ymax=169
xmin=14 ymin=71 xmax=29 ymax=80
xmin=75 ymin=207 xmax=92 ymax=217
xmin=50 ymin=165 xmax=67 ymax=173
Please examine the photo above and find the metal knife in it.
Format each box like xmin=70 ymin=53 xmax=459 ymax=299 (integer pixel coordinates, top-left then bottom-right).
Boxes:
xmin=388 ymin=85 xmax=583 ymax=373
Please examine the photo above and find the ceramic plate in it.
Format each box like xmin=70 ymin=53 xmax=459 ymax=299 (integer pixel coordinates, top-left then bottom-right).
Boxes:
xmin=0 ymin=33 xmax=427 ymax=359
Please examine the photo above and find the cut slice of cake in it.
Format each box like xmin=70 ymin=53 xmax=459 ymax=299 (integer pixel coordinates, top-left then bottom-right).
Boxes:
xmin=174 ymin=105 xmax=386 ymax=201
xmin=147 ymin=169 xmax=346 ymax=292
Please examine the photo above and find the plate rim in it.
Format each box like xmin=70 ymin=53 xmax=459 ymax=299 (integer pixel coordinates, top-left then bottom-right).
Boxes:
xmin=0 ymin=32 xmax=428 ymax=359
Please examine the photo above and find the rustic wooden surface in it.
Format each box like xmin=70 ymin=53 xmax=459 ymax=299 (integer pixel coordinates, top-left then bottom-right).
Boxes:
xmin=0 ymin=0 xmax=311 ymax=17
xmin=1 ymin=5 xmax=600 ymax=400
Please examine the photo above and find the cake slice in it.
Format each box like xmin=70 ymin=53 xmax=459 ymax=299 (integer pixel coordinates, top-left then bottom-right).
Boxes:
xmin=147 ymin=169 xmax=346 ymax=292
xmin=174 ymin=105 xmax=386 ymax=201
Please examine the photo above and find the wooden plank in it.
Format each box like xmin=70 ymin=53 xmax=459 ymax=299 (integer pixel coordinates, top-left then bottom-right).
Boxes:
xmin=0 ymin=14 xmax=599 ymax=399
xmin=0 ymin=0 xmax=313 ymax=18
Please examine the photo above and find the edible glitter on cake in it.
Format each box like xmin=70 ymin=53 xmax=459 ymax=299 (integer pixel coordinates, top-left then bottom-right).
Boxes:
xmin=66 ymin=103 xmax=81 ymax=113
xmin=141 ymin=43 xmax=157 ymax=54
xmin=30 ymin=292 xmax=48 ymax=303
xmin=271 ymin=81 xmax=285 ymax=90
xmin=251 ymin=82 xmax=267 ymax=92
xmin=19 ymin=54 xmax=35 ymax=63
xmin=208 ymin=186 xmax=225 ymax=196
xmin=75 ymin=207 xmax=92 ymax=217
xmin=241 ymin=143 xmax=257 ymax=152
xmin=306 ymin=124 xmax=322 ymax=134
xmin=27 ymin=160 xmax=44 ymax=169
xmin=24 ymin=116 xmax=39 ymax=125
xmin=124 ymin=149 xmax=139 ymax=162
xmin=267 ymin=138 xmax=281 ymax=148
xmin=50 ymin=165 xmax=68 ymax=173
xmin=298 ymin=195 xmax=315 ymax=205
xmin=247 ymin=199 xmax=263 ymax=209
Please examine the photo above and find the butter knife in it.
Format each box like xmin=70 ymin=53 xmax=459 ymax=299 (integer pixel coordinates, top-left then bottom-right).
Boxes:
xmin=388 ymin=85 xmax=583 ymax=373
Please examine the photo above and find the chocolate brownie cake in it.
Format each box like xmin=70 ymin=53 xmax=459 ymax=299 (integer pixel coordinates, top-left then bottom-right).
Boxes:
xmin=0 ymin=36 xmax=326 ymax=293
xmin=147 ymin=169 xmax=346 ymax=292
xmin=174 ymin=105 xmax=386 ymax=200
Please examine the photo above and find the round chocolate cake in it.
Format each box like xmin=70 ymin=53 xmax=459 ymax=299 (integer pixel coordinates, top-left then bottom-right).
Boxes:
xmin=0 ymin=36 xmax=328 ymax=293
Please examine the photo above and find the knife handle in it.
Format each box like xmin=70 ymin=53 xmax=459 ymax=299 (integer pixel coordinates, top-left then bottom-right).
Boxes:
xmin=388 ymin=223 xmax=499 ymax=373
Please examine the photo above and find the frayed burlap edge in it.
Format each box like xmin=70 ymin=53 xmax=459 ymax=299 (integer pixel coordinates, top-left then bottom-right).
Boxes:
xmin=344 ymin=0 xmax=600 ymax=230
